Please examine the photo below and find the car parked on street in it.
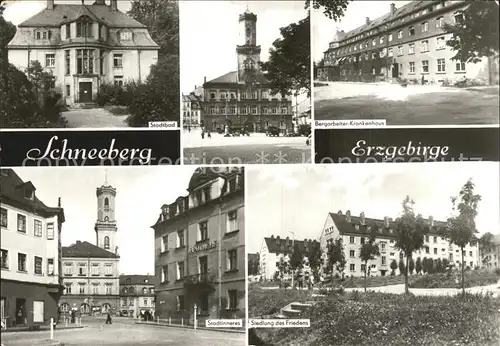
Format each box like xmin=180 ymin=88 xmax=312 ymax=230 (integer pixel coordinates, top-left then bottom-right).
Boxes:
xmin=266 ymin=126 xmax=280 ymax=137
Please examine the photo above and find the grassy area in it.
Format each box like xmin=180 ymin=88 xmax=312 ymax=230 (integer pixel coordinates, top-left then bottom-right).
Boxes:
xmin=410 ymin=269 xmax=500 ymax=289
xmin=327 ymin=275 xmax=405 ymax=288
xmin=249 ymin=284 xmax=314 ymax=318
xmin=251 ymin=292 xmax=500 ymax=346
xmin=104 ymin=105 xmax=130 ymax=116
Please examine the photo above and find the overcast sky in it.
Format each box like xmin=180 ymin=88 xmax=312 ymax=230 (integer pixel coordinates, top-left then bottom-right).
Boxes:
xmin=3 ymin=0 xmax=133 ymax=25
xmin=180 ymin=0 xmax=308 ymax=93
xmin=247 ymin=163 xmax=500 ymax=254
xmin=12 ymin=167 xmax=194 ymax=275
xmin=312 ymin=0 xmax=412 ymax=62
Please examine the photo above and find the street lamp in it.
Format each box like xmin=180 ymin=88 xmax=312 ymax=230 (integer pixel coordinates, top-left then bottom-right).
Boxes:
xmin=288 ymin=231 xmax=295 ymax=288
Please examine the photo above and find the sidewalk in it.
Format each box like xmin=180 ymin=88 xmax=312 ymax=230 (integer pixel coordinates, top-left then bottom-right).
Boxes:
xmin=135 ymin=320 xmax=245 ymax=334
xmin=183 ymin=130 xmax=305 ymax=148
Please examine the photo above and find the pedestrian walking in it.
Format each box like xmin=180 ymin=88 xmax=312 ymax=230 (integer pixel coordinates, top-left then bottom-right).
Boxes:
xmin=201 ymin=129 xmax=205 ymax=139
xmin=105 ymin=312 xmax=112 ymax=325
xmin=207 ymin=130 xmax=211 ymax=139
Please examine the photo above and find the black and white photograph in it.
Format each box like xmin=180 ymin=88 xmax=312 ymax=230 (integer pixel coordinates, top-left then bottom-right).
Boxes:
xmin=247 ymin=163 xmax=500 ymax=346
xmin=181 ymin=1 xmax=311 ymax=165
xmin=313 ymin=0 xmax=499 ymax=125
xmin=0 ymin=166 xmax=246 ymax=345
xmin=1 ymin=0 xmax=179 ymax=128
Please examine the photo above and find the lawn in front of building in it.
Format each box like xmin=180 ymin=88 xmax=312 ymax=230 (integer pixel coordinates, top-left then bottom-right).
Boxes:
xmin=314 ymin=85 xmax=499 ymax=125
xmin=250 ymin=290 xmax=500 ymax=346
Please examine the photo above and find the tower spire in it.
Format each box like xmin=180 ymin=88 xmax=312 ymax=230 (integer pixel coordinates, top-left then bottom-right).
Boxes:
xmin=104 ymin=169 xmax=108 ymax=185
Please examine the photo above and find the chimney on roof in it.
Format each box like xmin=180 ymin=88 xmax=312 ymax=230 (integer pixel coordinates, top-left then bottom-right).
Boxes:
xmin=270 ymin=235 xmax=274 ymax=239
xmin=360 ymin=212 xmax=365 ymax=225
xmin=115 ymin=246 xmax=119 ymax=255
xmin=337 ymin=210 xmax=342 ymax=215
xmin=429 ymin=216 xmax=434 ymax=227
xmin=58 ymin=197 xmax=61 ymax=207
xmin=204 ymin=76 xmax=207 ymax=84
xmin=111 ymin=0 xmax=117 ymax=11
xmin=47 ymin=0 xmax=54 ymax=10
xmin=384 ymin=216 xmax=389 ymax=228
xmin=345 ymin=210 xmax=351 ymax=222
xmin=366 ymin=17 xmax=370 ymax=25
xmin=76 ymin=240 xmax=81 ymax=244
xmin=390 ymin=3 xmax=396 ymax=14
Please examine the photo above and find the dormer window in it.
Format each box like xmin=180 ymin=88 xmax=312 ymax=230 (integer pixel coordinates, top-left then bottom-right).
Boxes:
xmin=35 ymin=30 xmax=52 ymax=40
xmin=24 ymin=189 xmax=34 ymax=200
xmin=76 ymin=16 xmax=93 ymax=38
xmin=120 ymin=31 xmax=132 ymax=41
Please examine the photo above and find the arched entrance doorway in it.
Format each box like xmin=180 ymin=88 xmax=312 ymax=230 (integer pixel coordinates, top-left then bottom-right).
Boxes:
xmin=244 ymin=121 xmax=255 ymax=133
xmin=80 ymin=303 xmax=90 ymax=315
xmin=60 ymin=303 xmax=70 ymax=313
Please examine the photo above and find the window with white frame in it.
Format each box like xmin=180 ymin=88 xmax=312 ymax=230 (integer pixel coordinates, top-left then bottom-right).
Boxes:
xmin=34 ymin=220 xmax=42 ymax=237
xmin=436 ymin=16 xmax=444 ymax=28
xmin=64 ymin=263 xmax=72 ymax=276
xmin=45 ymin=54 xmax=55 ymax=68
xmin=18 ymin=253 xmax=27 ymax=272
xmin=349 ymin=264 xmax=355 ymax=271
xmin=161 ymin=265 xmax=168 ymax=283
xmin=456 ymin=61 xmax=466 ymax=72
xmin=398 ymin=46 xmax=403 ymax=55
xmin=92 ymin=284 xmax=99 ymax=294
xmin=409 ymin=61 xmax=415 ymax=73
xmin=1 ymin=249 xmax=8 ymax=269
xmin=421 ymin=40 xmax=429 ymax=52
xmin=421 ymin=22 xmax=428 ymax=32
xmin=113 ymin=54 xmax=123 ymax=68
xmin=177 ymin=230 xmax=185 ymax=247
xmin=437 ymin=58 xmax=446 ymax=72
xmin=176 ymin=261 xmax=184 ymax=280
xmin=409 ymin=26 xmax=415 ymax=36
xmin=349 ymin=250 xmax=355 ymax=258
xmin=436 ymin=37 xmax=446 ymax=50
xmin=120 ymin=31 xmax=132 ymax=41
xmin=17 ymin=214 xmax=26 ymax=233
xmin=227 ymin=289 xmax=238 ymax=309
xmin=47 ymin=258 xmax=54 ymax=276
xmin=65 ymin=283 xmax=72 ymax=294
xmin=198 ymin=222 xmax=208 ymax=241
xmin=227 ymin=249 xmax=237 ymax=271
xmin=105 ymin=284 xmax=112 ymax=295
xmin=91 ymin=264 xmax=99 ymax=276
xmin=78 ymin=264 xmax=86 ymax=276
xmin=34 ymin=256 xmax=43 ymax=275
xmin=397 ymin=30 xmax=403 ymax=39
xmin=47 ymin=223 xmax=54 ymax=240
xmin=409 ymin=43 xmax=415 ymax=54
xmin=161 ymin=235 xmax=168 ymax=252
xmin=388 ymin=48 xmax=393 ymax=57
xmin=227 ymin=210 xmax=237 ymax=233
xmin=79 ymin=283 xmax=85 ymax=294
xmin=0 ymin=208 xmax=7 ymax=227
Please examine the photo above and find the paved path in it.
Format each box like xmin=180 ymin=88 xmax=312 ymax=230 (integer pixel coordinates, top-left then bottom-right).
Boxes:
xmin=1 ymin=317 xmax=244 ymax=346
xmin=314 ymin=81 xmax=499 ymax=125
xmin=62 ymin=108 xmax=129 ymax=128
xmin=183 ymin=132 xmax=311 ymax=164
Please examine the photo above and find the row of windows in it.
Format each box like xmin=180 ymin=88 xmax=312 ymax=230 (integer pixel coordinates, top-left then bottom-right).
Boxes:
xmin=173 ymin=289 xmax=239 ymax=311
xmin=121 ymin=287 xmax=154 ymax=295
xmin=64 ymin=282 xmax=113 ymax=295
xmin=160 ymin=249 xmax=238 ymax=283
xmin=208 ymin=91 xmax=287 ymax=101
xmin=207 ymin=106 xmax=288 ymax=115
xmin=1 ymin=249 xmax=54 ymax=275
xmin=1 ymin=208 xmax=55 ymax=239
xmin=63 ymin=262 xmax=113 ymax=276
xmin=160 ymin=211 xmax=238 ymax=253
xmin=337 ymin=0 xmax=461 ymax=49
xmin=347 ymin=260 xmax=475 ymax=272
xmin=121 ymin=297 xmax=154 ymax=307
xmin=161 ymin=177 xmax=241 ymax=221
xmin=60 ymin=50 xmax=124 ymax=75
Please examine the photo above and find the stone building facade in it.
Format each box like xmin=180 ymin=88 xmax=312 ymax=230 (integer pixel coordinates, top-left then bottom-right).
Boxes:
xmin=202 ymin=10 xmax=293 ymax=133
xmin=318 ymin=1 xmax=498 ymax=85
xmin=153 ymin=168 xmax=245 ymax=325
xmin=7 ymin=0 xmax=159 ymax=105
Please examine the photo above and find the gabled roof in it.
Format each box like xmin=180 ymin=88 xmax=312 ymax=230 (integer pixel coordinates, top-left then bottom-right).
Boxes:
xmin=328 ymin=211 xmax=449 ymax=238
xmin=187 ymin=167 xmax=241 ymax=191
xmin=62 ymin=241 xmax=119 ymax=259
xmin=0 ymin=169 xmax=65 ymax=221
xmin=19 ymin=4 xmax=147 ymax=28
xmin=264 ymin=237 xmax=320 ymax=255
xmin=204 ymin=71 xmax=270 ymax=85
xmin=119 ymin=274 xmax=158 ymax=286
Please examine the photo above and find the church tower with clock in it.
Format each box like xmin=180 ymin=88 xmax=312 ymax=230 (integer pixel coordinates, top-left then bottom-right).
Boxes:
xmin=94 ymin=174 xmax=118 ymax=254
xmin=236 ymin=9 xmax=262 ymax=82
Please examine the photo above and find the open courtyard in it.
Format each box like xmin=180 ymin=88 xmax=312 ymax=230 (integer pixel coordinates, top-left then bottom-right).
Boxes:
xmin=1 ymin=317 xmax=245 ymax=346
xmin=183 ymin=131 xmax=311 ymax=164
xmin=314 ymin=82 xmax=499 ymax=125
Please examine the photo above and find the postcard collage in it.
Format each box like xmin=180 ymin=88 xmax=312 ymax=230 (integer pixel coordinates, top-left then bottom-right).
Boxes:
xmin=1 ymin=1 xmax=499 ymax=346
